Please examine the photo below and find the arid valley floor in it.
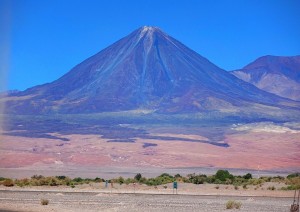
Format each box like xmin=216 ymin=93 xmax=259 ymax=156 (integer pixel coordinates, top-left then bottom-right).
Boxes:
xmin=1 ymin=120 xmax=299 ymax=178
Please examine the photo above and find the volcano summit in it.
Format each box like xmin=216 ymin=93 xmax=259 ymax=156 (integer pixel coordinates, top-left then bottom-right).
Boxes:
xmin=3 ymin=26 xmax=299 ymax=114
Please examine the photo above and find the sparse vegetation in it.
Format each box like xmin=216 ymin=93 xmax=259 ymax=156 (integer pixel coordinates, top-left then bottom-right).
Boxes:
xmin=0 ymin=170 xmax=298 ymax=191
xmin=226 ymin=200 xmax=242 ymax=209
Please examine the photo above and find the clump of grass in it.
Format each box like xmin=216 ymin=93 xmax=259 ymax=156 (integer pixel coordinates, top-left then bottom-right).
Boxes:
xmin=234 ymin=185 xmax=239 ymax=190
xmin=235 ymin=201 xmax=242 ymax=209
xmin=267 ymin=186 xmax=275 ymax=190
xmin=41 ymin=199 xmax=49 ymax=205
xmin=226 ymin=200 xmax=242 ymax=209
xmin=242 ymin=184 xmax=247 ymax=189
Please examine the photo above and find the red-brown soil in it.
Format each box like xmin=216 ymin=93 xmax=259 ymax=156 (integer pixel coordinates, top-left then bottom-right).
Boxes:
xmin=1 ymin=128 xmax=299 ymax=173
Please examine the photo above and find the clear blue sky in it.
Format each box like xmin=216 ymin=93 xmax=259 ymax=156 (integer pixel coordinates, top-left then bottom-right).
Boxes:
xmin=1 ymin=0 xmax=300 ymax=91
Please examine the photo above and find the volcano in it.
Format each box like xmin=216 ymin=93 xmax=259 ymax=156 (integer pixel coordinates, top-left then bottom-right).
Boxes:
xmin=231 ymin=55 xmax=300 ymax=101
xmin=3 ymin=26 xmax=299 ymax=114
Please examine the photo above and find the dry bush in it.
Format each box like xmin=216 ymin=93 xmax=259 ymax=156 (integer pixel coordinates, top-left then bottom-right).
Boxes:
xmin=226 ymin=200 xmax=242 ymax=209
xmin=2 ymin=179 xmax=14 ymax=187
xmin=41 ymin=199 xmax=49 ymax=205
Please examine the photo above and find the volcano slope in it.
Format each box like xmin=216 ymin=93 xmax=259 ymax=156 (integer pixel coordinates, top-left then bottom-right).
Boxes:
xmin=231 ymin=55 xmax=300 ymax=101
xmin=1 ymin=26 xmax=299 ymax=174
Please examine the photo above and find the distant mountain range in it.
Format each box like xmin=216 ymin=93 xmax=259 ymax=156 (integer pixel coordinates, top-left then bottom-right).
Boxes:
xmin=231 ymin=55 xmax=300 ymax=101
xmin=2 ymin=26 xmax=300 ymax=115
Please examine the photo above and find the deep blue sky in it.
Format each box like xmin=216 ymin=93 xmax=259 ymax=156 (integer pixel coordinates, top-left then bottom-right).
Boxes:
xmin=1 ymin=0 xmax=300 ymax=91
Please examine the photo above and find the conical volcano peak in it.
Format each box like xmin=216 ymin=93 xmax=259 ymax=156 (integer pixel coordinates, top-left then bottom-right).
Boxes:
xmin=137 ymin=26 xmax=165 ymax=38
xmin=140 ymin=26 xmax=160 ymax=32
xmin=6 ymin=26 xmax=299 ymax=115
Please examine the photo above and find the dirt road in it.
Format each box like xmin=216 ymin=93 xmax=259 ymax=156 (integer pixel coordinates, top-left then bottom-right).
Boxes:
xmin=0 ymin=190 xmax=293 ymax=212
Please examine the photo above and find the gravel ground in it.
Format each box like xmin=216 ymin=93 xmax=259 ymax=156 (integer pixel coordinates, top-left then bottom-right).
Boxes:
xmin=0 ymin=190 xmax=293 ymax=212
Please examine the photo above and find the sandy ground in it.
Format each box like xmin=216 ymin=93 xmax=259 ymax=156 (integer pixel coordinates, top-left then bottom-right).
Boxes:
xmin=0 ymin=130 xmax=299 ymax=172
xmin=0 ymin=183 xmax=296 ymax=212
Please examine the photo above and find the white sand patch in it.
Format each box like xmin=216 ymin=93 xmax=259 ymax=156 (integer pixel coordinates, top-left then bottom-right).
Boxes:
xmin=232 ymin=122 xmax=300 ymax=133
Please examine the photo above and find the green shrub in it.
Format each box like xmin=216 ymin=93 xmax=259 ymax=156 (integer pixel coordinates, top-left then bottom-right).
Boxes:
xmin=215 ymin=170 xmax=234 ymax=182
xmin=31 ymin=175 xmax=44 ymax=180
xmin=232 ymin=177 xmax=245 ymax=186
xmin=56 ymin=176 xmax=66 ymax=180
xmin=206 ymin=176 xmax=215 ymax=183
xmin=72 ymin=177 xmax=83 ymax=183
xmin=0 ymin=177 xmax=6 ymax=181
xmin=214 ymin=179 xmax=222 ymax=184
xmin=188 ymin=174 xmax=207 ymax=184
xmin=287 ymin=173 xmax=300 ymax=179
xmin=125 ymin=178 xmax=133 ymax=185
xmin=281 ymin=185 xmax=300 ymax=190
xmin=271 ymin=176 xmax=284 ymax=182
xmin=260 ymin=176 xmax=272 ymax=182
xmin=285 ymin=176 xmax=300 ymax=188
xmin=139 ymin=177 xmax=147 ymax=184
xmin=143 ymin=173 xmax=174 ymax=186
xmin=117 ymin=176 xmax=124 ymax=185
xmin=48 ymin=177 xmax=58 ymax=186
xmin=247 ymin=178 xmax=264 ymax=185
xmin=15 ymin=178 xmax=30 ymax=187
xmin=134 ymin=173 xmax=142 ymax=182
xmin=174 ymin=174 xmax=182 ymax=178
xmin=94 ymin=177 xmax=104 ymax=183
xmin=159 ymin=173 xmax=174 ymax=178
xmin=225 ymin=178 xmax=233 ymax=185
xmin=243 ymin=173 xmax=252 ymax=179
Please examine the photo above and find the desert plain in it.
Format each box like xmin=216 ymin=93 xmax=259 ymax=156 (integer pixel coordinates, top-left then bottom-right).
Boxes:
xmin=0 ymin=115 xmax=299 ymax=212
xmin=1 ymin=118 xmax=299 ymax=177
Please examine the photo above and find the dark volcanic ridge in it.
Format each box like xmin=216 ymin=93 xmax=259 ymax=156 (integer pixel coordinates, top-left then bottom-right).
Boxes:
xmin=2 ymin=26 xmax=300 ymax=115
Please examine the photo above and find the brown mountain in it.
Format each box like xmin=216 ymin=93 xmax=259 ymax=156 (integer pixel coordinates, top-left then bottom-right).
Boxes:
xmin=231 ymin=55 xmax=300 ymax=101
